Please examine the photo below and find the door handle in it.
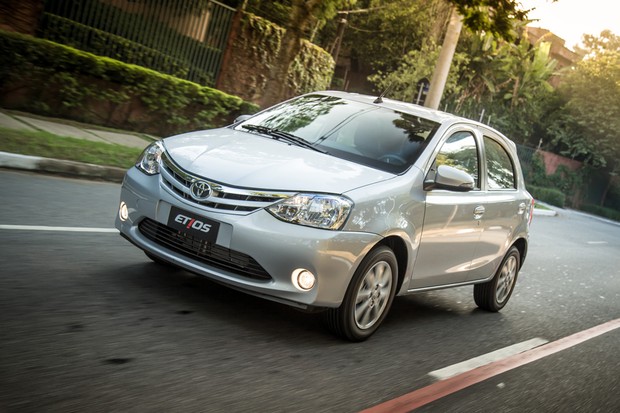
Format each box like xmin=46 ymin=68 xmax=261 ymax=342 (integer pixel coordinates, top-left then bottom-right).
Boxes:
xmin=474 ymin=205 xmax=485 ymax=219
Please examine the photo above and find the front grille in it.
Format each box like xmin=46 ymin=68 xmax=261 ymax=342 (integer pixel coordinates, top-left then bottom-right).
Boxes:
xmin=160 ymin=152 xmax=293 ymax=214
xmin=139 ymin=218 xmax=272 ymax=281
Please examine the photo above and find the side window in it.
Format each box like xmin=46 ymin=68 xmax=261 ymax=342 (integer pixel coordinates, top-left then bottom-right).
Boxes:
xmin=484 ymin=136 xmax=516 ymax=190
xmin=432 ymin=132 xmax=480 ymax=188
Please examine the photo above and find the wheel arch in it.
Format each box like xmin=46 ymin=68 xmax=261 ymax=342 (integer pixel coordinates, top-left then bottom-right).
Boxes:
xmin=376 ymin=235 xmax=408 ymax=294
xmin=511 ymin=237 xmax=528 ymax=268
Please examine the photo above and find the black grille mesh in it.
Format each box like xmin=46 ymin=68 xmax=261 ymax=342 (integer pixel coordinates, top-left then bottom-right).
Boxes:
xmin=139 ymin=218 xmax=272 ymax=281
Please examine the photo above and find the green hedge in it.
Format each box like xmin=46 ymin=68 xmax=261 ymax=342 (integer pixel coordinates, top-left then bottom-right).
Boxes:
xmin=527 ymin=185 xmax=566 ymax=208
xmin=0 ymin=30 xmax=257 ymax=136
xmin=580 ymin=204 xmax=620 ymax=222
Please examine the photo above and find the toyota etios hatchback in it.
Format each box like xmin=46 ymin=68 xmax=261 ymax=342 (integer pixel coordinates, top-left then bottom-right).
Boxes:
xmin=116 ymin=91 xmax=533 ymax=341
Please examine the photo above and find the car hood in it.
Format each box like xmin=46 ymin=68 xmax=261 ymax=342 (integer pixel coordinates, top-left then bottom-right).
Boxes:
xmin=162 ymin=129 xmax=395 ymax=193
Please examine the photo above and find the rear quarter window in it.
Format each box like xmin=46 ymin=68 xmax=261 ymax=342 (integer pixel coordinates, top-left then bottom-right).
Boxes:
xmin=484 ymin=136 xmax=516 ymax=190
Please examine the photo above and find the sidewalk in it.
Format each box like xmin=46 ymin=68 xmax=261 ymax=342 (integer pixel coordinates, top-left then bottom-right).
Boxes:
xmin=0 ymin=109 xmax=154 ymax=182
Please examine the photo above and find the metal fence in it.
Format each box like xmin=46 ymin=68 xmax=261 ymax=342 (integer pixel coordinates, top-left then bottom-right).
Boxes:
xmin=39 ymin=0 xmax=236 ymax=86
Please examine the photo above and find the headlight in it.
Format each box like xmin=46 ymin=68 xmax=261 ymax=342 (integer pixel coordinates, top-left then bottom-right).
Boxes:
xmin=136 ymin=141 xmax=164 ymax=175
xmin=267 ymin=194 xmax=353 ymax=230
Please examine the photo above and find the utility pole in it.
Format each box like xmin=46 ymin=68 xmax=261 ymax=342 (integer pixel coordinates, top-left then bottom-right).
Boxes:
xmin=425 ymin=6 xmax=463 ymax=110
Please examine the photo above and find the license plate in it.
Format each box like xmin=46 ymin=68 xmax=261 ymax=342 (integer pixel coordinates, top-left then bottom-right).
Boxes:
xmin=167 ymin=206 xmax=220 ymax=243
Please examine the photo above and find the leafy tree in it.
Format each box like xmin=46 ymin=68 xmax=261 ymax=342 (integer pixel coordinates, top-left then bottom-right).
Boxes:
xmin=368 ymin=41 xmax=468 ymax=103
xmin=546 ymin=30 xmax=620 ymax=169
xmin=448 ymin=0 xmax=530 ymax=41
xmin=545 ymin=30 xmax=620 ymax=205
xmin=368 ymin=28 xmax=556 ymax=145
xmin=333 ymin=0 xmax=452 ymax=73
xmin=444 ymin=30 xmax=556 ymax=142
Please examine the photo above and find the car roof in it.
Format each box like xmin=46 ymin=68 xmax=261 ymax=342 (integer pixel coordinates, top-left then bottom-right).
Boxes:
xmin=313 ymin=90 xmax=495 ymax=132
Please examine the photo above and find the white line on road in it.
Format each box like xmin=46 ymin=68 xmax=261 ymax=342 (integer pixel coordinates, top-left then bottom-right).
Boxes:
xmin=428 ymin=337 xmax=549 ymax=381
xmin=0 ymin=224 xmax=118 ymax=233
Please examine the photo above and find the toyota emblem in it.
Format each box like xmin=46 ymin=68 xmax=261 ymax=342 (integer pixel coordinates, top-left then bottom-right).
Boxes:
xmin=189 ymin=180 xmax=212 ymax=201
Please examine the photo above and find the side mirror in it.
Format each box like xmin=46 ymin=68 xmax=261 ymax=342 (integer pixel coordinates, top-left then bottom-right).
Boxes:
xmin=424 ymin=164 xmax=475 ymax=192
xmin=233 ymin=114 xmax=253 ymax=125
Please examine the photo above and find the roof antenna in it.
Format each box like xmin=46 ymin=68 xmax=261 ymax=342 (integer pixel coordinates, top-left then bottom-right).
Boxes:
xmin=373 ymin=83 xmax=393 ymax=104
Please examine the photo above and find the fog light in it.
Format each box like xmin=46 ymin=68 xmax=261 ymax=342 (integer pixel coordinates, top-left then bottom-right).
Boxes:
xmin=292 ymin=268 xmax=316 ymax=291
xmin=119 ymin=201 xmax=129 ymax=222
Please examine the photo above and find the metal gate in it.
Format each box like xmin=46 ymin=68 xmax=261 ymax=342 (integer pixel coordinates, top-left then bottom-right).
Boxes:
xmin=39 ymin=0 xmax=236 ymax=86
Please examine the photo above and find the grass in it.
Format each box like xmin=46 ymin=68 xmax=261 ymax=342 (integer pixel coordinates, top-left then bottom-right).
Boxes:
xmin=0 ymin=127 xmax=143 ymax=169
xmin=534 ymin=202 xmax=552 ymax=210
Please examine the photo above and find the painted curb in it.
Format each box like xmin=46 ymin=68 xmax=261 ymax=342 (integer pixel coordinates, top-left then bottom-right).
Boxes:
xmin=0 ymin=151 xmax=125 ymax=183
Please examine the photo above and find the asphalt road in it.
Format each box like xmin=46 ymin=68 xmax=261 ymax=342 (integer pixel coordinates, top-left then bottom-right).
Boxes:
xmin=1 ymin=170 xmax=618 ymax=412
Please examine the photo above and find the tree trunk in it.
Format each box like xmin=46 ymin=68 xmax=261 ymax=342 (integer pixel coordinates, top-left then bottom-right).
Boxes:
xmin=258 ymin=0 xmax=320 ymax=108
xmin=425 ymin=6 xmax=463 ymax=110
xmin=0 ymin=0 xmax=44 ymax=35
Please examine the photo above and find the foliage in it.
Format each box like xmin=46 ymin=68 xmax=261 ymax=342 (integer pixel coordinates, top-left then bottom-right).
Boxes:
xmin=546 ymin=30 xmax=620 ymax=169
xmin=290 ymin=41 xmax=336 ymax=94
xmin=580 ymin=204 xmax=620 ymax=222
xmin=368 ymin=41 xmax=468 ymax=101
xmin=257 ymin=0 xmax=348 ymax=106
xmin=447 ymin=0 xmax=530 ymax=41
xmin=443 ymin=30 xmax=556 ymax=143
xmin=245 ymin=0 xmax=347 ymax=33
xmin=524 ymin=151 xmax=547 ymax=186
xmin=576 ymin=30 xmax=620 ymax=59
xmin=524 ymin=152 xmax=585 ymax=207
xmin=526 ymin=185 xmax=565 ymax=208
xmin=0 ymin=30 xmax=257 ymax=136
xmin=238 ymin=13 xmax=334 ymax=99
xmin=242 ymin=13 xmax=285 ymax=64
xmin=334 ymin=0 xmax=452 ymax=73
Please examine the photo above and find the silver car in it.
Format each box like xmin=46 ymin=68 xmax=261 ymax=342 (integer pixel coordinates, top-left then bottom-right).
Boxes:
xmin=115 ymin=91 xmax=533 ymax=341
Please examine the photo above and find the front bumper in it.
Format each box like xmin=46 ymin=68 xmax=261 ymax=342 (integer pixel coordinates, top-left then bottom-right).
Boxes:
xmin=115 ymin=167 xmax=382 ymax=308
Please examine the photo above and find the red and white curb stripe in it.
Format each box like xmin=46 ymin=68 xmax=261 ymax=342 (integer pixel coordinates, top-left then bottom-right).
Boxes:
xmin=362 ymin=318 xmax=620 ymax=413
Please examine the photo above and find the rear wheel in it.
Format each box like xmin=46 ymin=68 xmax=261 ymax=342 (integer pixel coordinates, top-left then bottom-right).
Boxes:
xmin=324 ymin=246 xmax=398 ymax=342
xmin=474 ymin=246 xmax=520 ymax=312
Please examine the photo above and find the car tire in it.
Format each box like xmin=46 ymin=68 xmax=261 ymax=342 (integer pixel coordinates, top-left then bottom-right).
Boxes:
xmin=474 ymin=246 xmax=520 ymax=312
xmin=323 ymin=246 xmax=398 ymax=342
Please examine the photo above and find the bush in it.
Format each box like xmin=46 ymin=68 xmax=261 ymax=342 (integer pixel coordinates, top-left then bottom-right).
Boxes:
xmin=0 ymin=30 xmax=258 ymax=136
xmin=580 ymin=204 xmax=620 ymax=222
xmin=527 ymin=185 xmax=566 ymax=208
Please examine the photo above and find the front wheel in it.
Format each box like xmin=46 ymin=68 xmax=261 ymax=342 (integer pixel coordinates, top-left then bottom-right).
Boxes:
xmin=474 ymin=246 xmax=520 ymax=312
xmin=323 ymin=246 xmax=398 ymax=342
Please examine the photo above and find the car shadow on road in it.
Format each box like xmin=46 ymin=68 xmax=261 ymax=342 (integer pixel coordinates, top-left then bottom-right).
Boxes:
xmin=108 ymin=260 xmax=512 ymax=346
xmin=112 ymin=260 xmax=329 ymax=340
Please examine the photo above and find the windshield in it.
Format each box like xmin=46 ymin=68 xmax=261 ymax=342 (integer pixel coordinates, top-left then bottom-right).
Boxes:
xmin=234 ymin=94 xmax=440 ymax=174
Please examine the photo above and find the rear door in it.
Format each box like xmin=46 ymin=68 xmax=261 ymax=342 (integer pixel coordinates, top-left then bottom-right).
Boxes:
xmin=467 ymin=133 xmax=526 ymax=281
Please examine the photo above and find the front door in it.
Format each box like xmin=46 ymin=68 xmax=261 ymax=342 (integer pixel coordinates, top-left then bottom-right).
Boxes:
xmin=409 ymin=130 xmax=485 ymax=289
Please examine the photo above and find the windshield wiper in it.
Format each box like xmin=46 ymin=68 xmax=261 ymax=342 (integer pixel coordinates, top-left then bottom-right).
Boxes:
xmin=241 ymin=124 xmax=326 ymax=153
